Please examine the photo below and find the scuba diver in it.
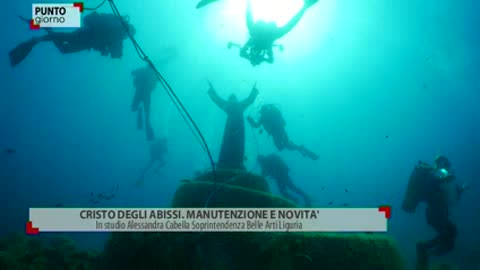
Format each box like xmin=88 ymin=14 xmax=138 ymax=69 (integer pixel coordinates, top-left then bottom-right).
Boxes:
xmin=247 ymin=104 xmax=319 ymax=160
xmin=227 ymin=0 xmax=318 ymax=66
xmin=135 ymin=137 xmax=168 ymax=187
xmin=207 ymin=80 xmax=259 ymax=170
xmin=402 ymin=155 xmax=470 ymax=270
xmin=258 ymin=154 xmax=312 ymax=206
xmin=9 ymin=12 xmax=136 ymax=67
xmin=131 ymin=65 xmax=158 ymax=141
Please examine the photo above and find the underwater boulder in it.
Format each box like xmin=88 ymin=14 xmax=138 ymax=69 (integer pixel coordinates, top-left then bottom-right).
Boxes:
xmin=229 ymin=232 xmax=405 ymax=270
xmin=0 ymin=233 xmax=98 ymax=270
xmin=172 ymin=169 xmax=295 ymax=207
xmin=102 ymin=169 xmax=405 ymax=270
xmin=194 ymin=169 xmax=270 ymax=192
xmin=295 ymin=233 xmax=404 ymax=270
xmin=172 ymin=181 xmax=296 ymax=207
xmin=99 ymin=232 xmax=206 ymax=270
xmin=429 ymin=263 xmax=459 ymax=270
xmin=101 ymin=232 xmax=405 ymax=270
xmin=0 ymin=251 xmax=14 ymax=270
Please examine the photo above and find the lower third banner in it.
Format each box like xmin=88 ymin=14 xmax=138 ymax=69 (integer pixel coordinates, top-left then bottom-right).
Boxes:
xmin=26 ymin=207 xmax=391 ymax=234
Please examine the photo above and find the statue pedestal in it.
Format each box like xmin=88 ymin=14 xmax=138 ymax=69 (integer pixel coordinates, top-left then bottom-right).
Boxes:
xmin=102 ymin=170 xmax=405 ymax=270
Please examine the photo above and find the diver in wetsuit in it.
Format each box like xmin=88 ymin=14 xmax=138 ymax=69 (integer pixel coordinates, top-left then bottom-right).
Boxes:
xmin=258 ymin=154 xmax=311 ymax=206
xmin=227 ymin=0 xmax=318 ymax=66
xmin=208 ymin=80 xmax=259 ymax=170
xmin=402 ymin=155 xmax=470 ymax=270
xmin=247 ymin=104 xmax=318 ymax=160
xmin=131 ymin=65 xmax=158 ymax=141
xmin=9 ymin=12 xmax=136 ymax=67
xmin=135 ymin=137 xmax=168 ymax=187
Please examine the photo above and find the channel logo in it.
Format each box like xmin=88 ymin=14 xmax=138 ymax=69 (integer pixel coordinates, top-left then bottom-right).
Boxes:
xmin=30 ymin=3 xmax=84 ymax=29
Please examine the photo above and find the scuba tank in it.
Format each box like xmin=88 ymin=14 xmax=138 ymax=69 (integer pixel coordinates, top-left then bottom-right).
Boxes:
xmin=261 ymin=105 xmax=286 ymax=133
xmin=402 ymin=161 xmax=432 ymax=213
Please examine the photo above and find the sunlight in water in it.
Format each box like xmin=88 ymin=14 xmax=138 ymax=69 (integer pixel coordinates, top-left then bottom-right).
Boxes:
xmin=220 ymin=0 xmax=336 ymax=27
xmin=251 ymin=0 xmax=304 ymax=27
xmin=209 ymin=0 xmax=337 ymax=64
xmin=218 ymin=0 xmax=337 ymax=40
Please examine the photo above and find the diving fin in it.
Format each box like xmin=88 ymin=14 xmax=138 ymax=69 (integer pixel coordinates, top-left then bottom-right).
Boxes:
xmin=308 ymin=151 xmax=319 ymax=161
xmin=299 ymin=145 xmax=319 ymax=160
xmin=10 ymin=16 xmax=58 ymax=67
xmin=18 ymin=15 xmax=30 ymax=24
xmin=9 ymin=39 xmax=38 ymax=67
xmin=196 ymin=0 xmax=221 ymax=9
xmin=18 ymin=15 xmax=53 ymax=35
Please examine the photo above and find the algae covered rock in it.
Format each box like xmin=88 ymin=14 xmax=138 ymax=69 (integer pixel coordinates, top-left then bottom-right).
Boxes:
xmin=106 ymin=171 xmax=406 ymax=270
xmin=194 ymin=169 xmax=270 ymax=192
xmin=172 ymin=181 xmax=297 ymax=207
xmin=173 ymin=169 xmax=298 ymax=207
xmin=429 ymin=263 xmax=459 ymax=270
xmin=98 ymin=232 xmax=206 ymax=270
xmin=101 ymin=232 xmax=405 ymax=270
xmin=233 ymin=232 xmax=405 ymax=270
xmin=0 ymin=233 xmax=98 ymax=270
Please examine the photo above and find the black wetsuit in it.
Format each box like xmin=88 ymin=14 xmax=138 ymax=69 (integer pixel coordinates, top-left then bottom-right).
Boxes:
xmin=48 ymin=12 xmax=130 ymax=57
xmin=421 ymin=169 xmax=457 ymax=256
xmin=259 ymin=154 xmax=311 ymax=206
xmin=233 ymin=0 xmax=317 ymax=66
xmin=132 ymin=66 xmax=157 ymax=141
xmin=209 ymin=88 xmax=258 ymax=170
xmin=258 ymin=105 xmax=289 ymax=150
xmin=136 ymin=138 xmax=167 ymax=186
xmin=249 ymin=105 xmax=319 ymax=160
xmin=9 ymin=12 xmax=133 ymax=67
xmin=150 ymin=138 xmax=167 ymax=162
xmin=403 ymin=162 xmax=458 ymax=267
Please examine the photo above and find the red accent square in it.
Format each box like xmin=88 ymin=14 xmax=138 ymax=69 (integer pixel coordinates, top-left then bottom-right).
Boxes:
xmin=26 ymin=221 xmax=39 ymax=235
xmin=73 ymin=2 xmax=84 ymax=12
xmin=378 ymin=206 xmax=391 ymax=219
xmin=30 ymin=19 xmax=40 ymax=30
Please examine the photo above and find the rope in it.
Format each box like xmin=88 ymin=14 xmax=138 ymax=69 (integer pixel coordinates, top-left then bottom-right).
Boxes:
xmin=85 ymin=0 xmax=107 ymax=11
xmin=108 ymin=2 xmax=208 ymax=153
xmin=105 ymin=0 xmax=217 ymax=199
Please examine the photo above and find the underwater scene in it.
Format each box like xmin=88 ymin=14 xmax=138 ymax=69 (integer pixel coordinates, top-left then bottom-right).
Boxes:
xmin=1 ymin=0 xmax=479 ymax=269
